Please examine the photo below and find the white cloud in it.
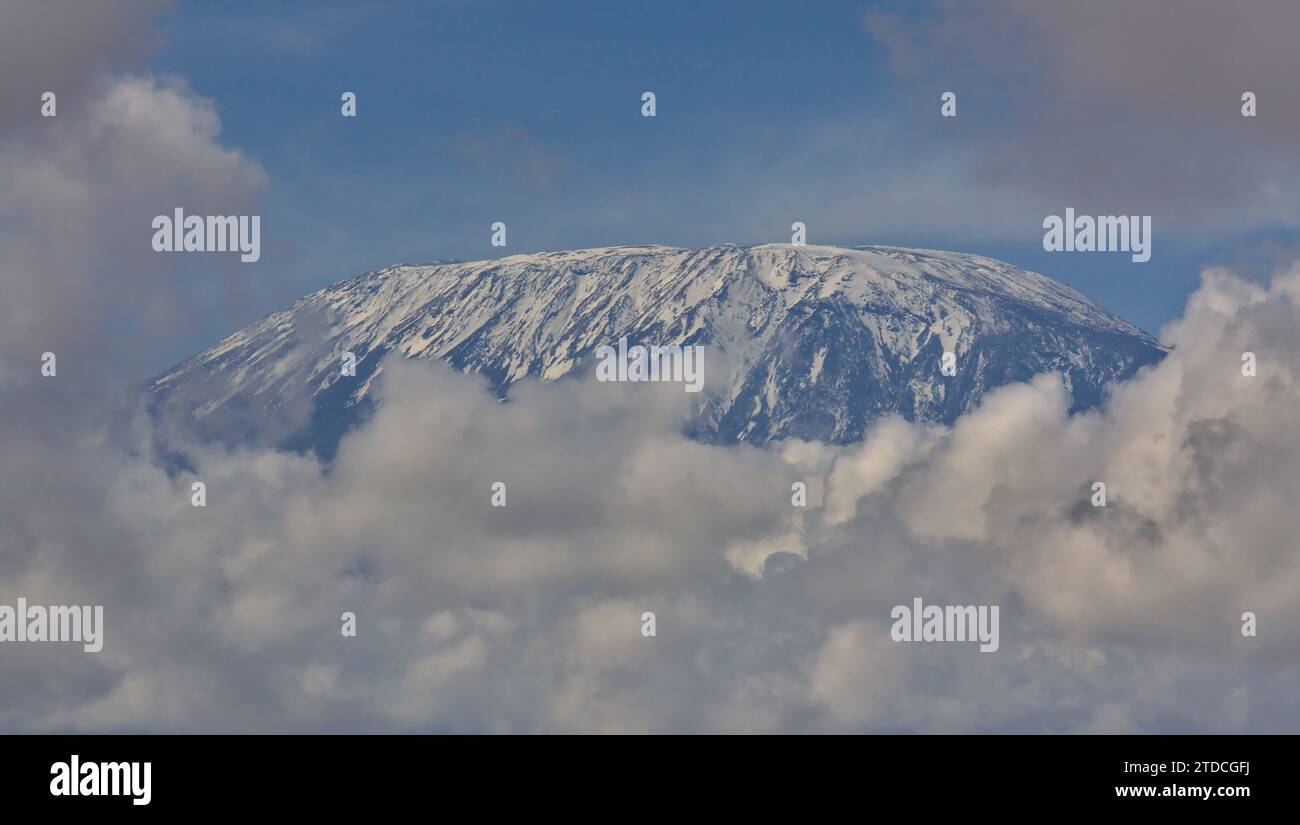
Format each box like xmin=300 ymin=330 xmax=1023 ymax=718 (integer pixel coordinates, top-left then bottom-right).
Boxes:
xmin=5 ymin=260 xmax=1300 ymax=732
xmin=0 ymin=72 xmax=266 ymax=388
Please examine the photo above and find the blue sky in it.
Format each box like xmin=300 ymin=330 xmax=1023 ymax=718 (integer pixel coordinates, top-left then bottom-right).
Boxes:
xmin=139 ymin=0 xmax=1300 ymax=359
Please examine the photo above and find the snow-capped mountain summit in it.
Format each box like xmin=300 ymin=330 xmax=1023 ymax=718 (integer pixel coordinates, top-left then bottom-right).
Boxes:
xmin=144 ymin=244 xmax=1164 ymax=457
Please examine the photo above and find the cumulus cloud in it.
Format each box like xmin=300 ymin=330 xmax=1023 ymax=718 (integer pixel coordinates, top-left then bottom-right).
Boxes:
xmin=0 ymin=72 xmax=267 ymax=389
xmin=4 ymin=259 xmax=1300 ymax=732
xmin=0 ymin=0 xmax=168 ymax=139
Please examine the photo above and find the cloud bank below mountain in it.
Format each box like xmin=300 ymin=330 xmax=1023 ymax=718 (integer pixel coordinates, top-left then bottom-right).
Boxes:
xmin=4 ymin=261 xmax=1299 ymax=732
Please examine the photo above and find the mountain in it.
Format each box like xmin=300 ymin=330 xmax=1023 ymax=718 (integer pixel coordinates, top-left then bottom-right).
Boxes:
xmin=143 ymin=244 xmax=1164 ymax=458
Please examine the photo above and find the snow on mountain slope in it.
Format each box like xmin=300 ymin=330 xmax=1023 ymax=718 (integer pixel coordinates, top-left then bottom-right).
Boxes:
xmin=143 ymin=244 xmax=1165 ymax=458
